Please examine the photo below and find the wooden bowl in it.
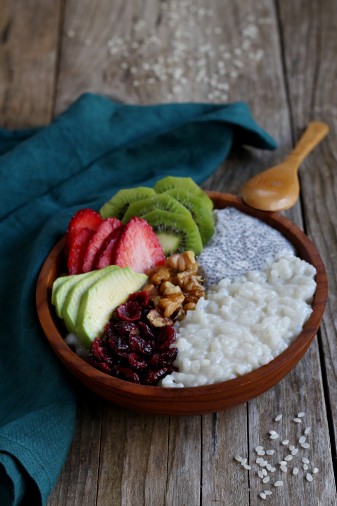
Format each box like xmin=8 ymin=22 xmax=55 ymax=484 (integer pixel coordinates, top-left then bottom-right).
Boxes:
xmin=36 ymin=192 xmax=327 ymax=415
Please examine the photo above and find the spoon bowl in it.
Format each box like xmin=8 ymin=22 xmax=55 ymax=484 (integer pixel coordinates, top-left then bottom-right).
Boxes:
xmin=241 ymin=122 xmax=329 ymax=211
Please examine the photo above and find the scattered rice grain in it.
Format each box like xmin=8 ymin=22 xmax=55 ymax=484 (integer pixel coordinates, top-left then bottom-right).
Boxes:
xmin=299 ymin=436 xmax=306 ymax=444
xmin=302 ymin=457 xmax=310 ymax=464
xmin=291 ymin=448 xmax=299 ymax=456
xmin=284 ymin=455 xmax=293 ymax=462
xmin=275 ymin=414 xmax=282 ymax=421
xmin=255 ymin=446 xmax=264 ymax=452
xmin=293 ymin=418 xmax=302 ymax=423
xmin=306 ymin=473 xmax=313 ymax=482
xmin=274 ymin=481 xmax=283 ymax=487
xmin=304 ymin=427 xmax=311 ymax=435
xmin=282 ymin=440 xmax=289 ymax=445
xmin=293 ymin=467 xmax=299 ymax=475
xmin=312 ymin=468 xmax=319 ymax=474
xmin=301 ymin=443 xmax=310 ymax=449
xmin=259 ymin=492 xmax=267 ymax=500
xmin=298 ymin=412 xmax=305 ymax=418
xmin=303 ymin=464 xmax=309 ymax=471
xmin=280 ymin=465 xmax=288 ymax=473
xmin=266 ymin=449 xmax=275 ymax=455
xmin=262 ymin=476 xmax=270 ymax=483
xmin=234 ymin=455 xmax=243 ymax=462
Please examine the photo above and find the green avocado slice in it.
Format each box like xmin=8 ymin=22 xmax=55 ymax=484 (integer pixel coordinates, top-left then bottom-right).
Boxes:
xmin=62 ymin=266 xmax=119 ymax=333
xmin=75 ymin=267 xmax=147 ymax=348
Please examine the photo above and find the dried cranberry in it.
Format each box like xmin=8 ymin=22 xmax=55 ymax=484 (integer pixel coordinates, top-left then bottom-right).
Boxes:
xmin=108 ymin=336 xmax=130 ymax=358
xmin=128 ymin=291 xmax=150 ymax=307
xmin=138 ymin=321 xmax=155 ymax=340
xmin=128 ymin=353 xmax=148 ymax=370
xmin=116 ymin=301 xmax=142 ymax=321
xmin=90 ymin=337 xmax=110 ymax=362
xmin=115 ymin=366 xmax=140 ymax=383
xmin=149 ymin=348 xmax=178 ymax=369
xmin=129 ymin=334 xmax=153 ymax=356
xmin=156 ymin=326 xmax=176 ymax=351
xmin=113 ymin=321 xmax=139 ymax=337
xmin=86 ymin=356 xmax=111 ymax=374
xmin=143 ymin=367 xmax=171 ymax=385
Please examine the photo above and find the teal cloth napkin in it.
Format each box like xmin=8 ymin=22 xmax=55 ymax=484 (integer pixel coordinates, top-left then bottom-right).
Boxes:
xmin=0 ymin=93 xmax=276 ymax=505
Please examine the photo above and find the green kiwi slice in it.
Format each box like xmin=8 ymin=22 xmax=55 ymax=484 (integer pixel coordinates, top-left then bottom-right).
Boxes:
xmin=122 ymin=193 xmax=192 ymax=224
xmin=141 ymin=209 xmax=203 ymax=255
xmin=100 ymin=187 xmax=156 ymax=219
xmin=154 ymin=176 xmax=213 ymax=212
xmin=163 ymin=189 xmax=215 ymax=246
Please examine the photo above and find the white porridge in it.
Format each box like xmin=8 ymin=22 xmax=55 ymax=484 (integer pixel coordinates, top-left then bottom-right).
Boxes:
xmin=162 ymin=251 xmax=317 ymax=388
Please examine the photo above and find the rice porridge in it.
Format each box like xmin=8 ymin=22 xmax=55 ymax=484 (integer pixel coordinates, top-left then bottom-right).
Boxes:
xmin=162 ymin=209 xmax=317 ymax=388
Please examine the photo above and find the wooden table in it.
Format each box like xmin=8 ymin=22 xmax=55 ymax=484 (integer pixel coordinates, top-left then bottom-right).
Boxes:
xmin=2 ymin=1 xmax=336 ymax=504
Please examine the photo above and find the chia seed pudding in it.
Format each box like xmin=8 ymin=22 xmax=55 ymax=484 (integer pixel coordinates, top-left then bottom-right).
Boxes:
xmin=161 ymin=208 xmax=317 ymax=388
xmin=198 ymin=207 xmax=295 ymax=285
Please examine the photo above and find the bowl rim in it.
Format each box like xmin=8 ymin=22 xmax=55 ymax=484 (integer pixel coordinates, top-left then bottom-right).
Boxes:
xmin=36 ymin=192 xmax=328 ymax=403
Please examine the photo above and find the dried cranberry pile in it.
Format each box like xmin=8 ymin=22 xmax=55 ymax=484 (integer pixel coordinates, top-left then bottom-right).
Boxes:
xmin=87 ymin=291 xmax=178 ymax=385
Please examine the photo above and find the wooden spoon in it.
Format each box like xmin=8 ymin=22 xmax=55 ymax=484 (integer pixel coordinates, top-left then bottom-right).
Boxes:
xmin=241 ymin=121 xmax=329 ymax=211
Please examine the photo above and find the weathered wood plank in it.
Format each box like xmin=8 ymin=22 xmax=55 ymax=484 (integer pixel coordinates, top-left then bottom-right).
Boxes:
xmin=48 ymin=0 xmax=337 ymax=505
xmin=276 ymin=0 xmax=337 ymax=465
xmin=47 ymin=391 xmax=103 ymax=506
xmin=0 ymin=0 xmax=62 ymax=128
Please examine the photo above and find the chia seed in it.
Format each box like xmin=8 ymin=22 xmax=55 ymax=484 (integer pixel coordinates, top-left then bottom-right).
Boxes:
xmin=198 ymin=208 xmax=295 ymax=285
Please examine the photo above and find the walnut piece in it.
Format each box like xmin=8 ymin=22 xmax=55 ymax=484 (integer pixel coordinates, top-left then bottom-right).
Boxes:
xmin=146 ymin=309 xmax=174 ymax=327
xmin=146 ymin=250 xmax=205 ymax=322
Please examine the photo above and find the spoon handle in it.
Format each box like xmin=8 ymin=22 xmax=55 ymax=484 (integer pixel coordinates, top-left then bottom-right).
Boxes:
xmin=287 ymin=121 xmax=329 ymax=167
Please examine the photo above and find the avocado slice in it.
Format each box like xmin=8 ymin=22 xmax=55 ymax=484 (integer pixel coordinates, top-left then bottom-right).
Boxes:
xmin=62 ymin=266 xmax=118 ymax=333
xmin=75 ymin=267 xmax=147 ymax=348
xmin=53 ymin=272 xmax=93 ymax=317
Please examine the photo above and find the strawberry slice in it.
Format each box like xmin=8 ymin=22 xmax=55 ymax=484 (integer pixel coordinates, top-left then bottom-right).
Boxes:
xmin=95 ymin=225 xmax=124 ymax=269
xmin=112 ymin=217 xmax=165 ymax=273
xmin=66 ymin=209 xmax=102 ymax=251
xmin=67 ymin=227 xmax=95 ymax=274
xmin=82 ymin=218 xmax=122 ymax=272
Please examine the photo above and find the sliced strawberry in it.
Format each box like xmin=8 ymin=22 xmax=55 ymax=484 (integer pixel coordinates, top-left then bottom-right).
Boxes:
xmin=112 ymin=217 xmax=165 ymax=273
xmin=67 ymin=227 xmax=95 ymax=274
xmin=66 ymin=208 xmax=102 ymax=251
xmin=95 ymin=225 xmax=124 ymax=269
xmin=82 ymin=218 xmax=122 ymax=272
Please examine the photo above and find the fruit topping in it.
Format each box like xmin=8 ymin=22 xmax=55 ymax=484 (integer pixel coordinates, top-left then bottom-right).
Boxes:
xmin=66 ymin=209 xmax=103 ymax=274
xmin=51 ymin=265 xmax=147 ymax=347
xmin=116 ymin=301 xmax=142 ymax=321
xmin=95 ymin=225 xmax=124 ymax=269
xmin=140 ymin=209 xmax=203 ymax=255
xmin=100 ymin=187 xmax=156 ymax=219
xmin=86 ymin=291 xmax=178 ymax=385
xmin=82 ymin=217 xmax=122 ymax=272
xmin=67 ymin=227 xmax=95 ymax=275
xmin=99 ymin=176 xmax=215 ymax=254
xmin=112 ymin=217 xmax=165 ymax=273
xmin=66 ymin=208 xmax=102 ymax=250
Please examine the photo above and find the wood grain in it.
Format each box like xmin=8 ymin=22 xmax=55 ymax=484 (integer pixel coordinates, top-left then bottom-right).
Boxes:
xmin=0 ymin=0 xmax=63 ymax=128
xmin=277 ymin=0 xmax=337 ymax=467
xmin=1 ymin=0 xmax=336 ymax=504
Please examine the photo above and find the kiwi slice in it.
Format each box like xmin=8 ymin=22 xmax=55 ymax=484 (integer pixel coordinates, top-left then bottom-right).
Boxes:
xmin=154 ymin=176 xmax=213 ymax=212
xmin=163 ymin=189 xmax=214 ymax=245
xmin=100 ymin=187 xmax=156 ymax=219
xmin=141 ymin=209 xmax=203 ymax=255
xmin=122 ymin=193 xmax=193 ymax=224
